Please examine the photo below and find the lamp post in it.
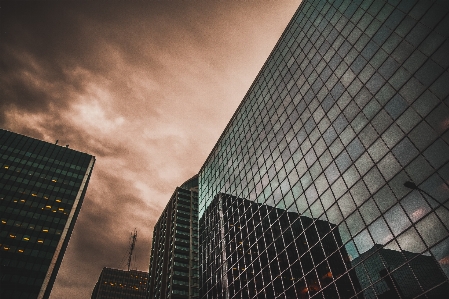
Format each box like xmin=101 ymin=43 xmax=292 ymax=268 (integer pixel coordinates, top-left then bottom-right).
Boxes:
xmin=403 ymin=181 xmax=441 ymax=204
xmin=404 ymin=181 xmax=418 ymax=190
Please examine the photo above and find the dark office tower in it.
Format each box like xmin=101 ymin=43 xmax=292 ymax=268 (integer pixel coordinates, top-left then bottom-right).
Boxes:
xmin=198 ymin=0 xmax=449 ymax=298
xmin=0 ymin=129 xmax=95 ymax=299
xmin=200 ymin=194 xmax=362 ymax=299
xmin=147 ymin=175 xmax=199 ymax=299
xmin=91 ymin=267 xmax=148 ymax=299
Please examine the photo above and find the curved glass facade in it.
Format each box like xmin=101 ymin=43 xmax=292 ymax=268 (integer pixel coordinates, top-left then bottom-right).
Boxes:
xmin=198 ymin=0 xmax=449 ymax=298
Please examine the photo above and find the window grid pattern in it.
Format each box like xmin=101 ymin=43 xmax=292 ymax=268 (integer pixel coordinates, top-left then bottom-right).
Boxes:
xmin=0 ymin=129 xmax=95 ymax=299
xmin=91 ymin=268 xmax=148 ymax=299
xmin=199 ymin=0 xmax=449 ymax=298
xmin=148 ymin=176 xmax=199 ymax=299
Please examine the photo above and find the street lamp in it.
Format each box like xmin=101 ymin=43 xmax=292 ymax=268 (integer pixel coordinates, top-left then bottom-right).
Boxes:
xmin=403 ymin=181 xmax=418 ymax=190
xmin=404 ymin=181 xmax=439 ymax=203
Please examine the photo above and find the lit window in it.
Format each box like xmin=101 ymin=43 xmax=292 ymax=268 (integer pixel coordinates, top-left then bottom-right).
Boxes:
xmin=31 ymin=193 xmax=37 ymax=197
xmin=20 ymin=199 xmax=25 ymax=202
xmin=18 ymin=249 xmax=24 ymax=253
xmin=42 ymin=229 xmax=48 ymax=232
xmin=52 ymin=179 xmax=57 ymax=182
xmin=45 ymin=205 xmax=51 ymax=209
xmin=56 ymin=199 xmax=61 ymax=202
xmin=58 ymin=208 xmax=64 ymax=211
xmin=9 ymin=234 xmax=15 ymax=238
xmin=4 ymin=166 xmax=9 ymax=169
xmin=37 ymin=240 xmax=44 ymax=243
xmin=1 ymin=220 xmax=6 ymax=224
xmin=3 ymin=247 xmax=9 ymax=250
xmin=23 ymin=237 xmax=30 ymax=241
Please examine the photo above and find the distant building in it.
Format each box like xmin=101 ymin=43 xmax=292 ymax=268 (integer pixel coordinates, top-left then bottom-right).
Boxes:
xmin=0 ymin=129 xmax=95 ymax=299
xmin=147 ymin=175 xmax=199 ymax=299
xmin=91 ymin=267 xmax=148 ymax=299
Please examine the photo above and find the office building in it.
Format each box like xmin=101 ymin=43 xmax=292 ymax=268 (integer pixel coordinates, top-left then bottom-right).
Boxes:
xmin=352 ymin=244 xmax=448 ymax=298
xmin=201 ymin=194 xmax=362 ymax=299
xmin=198 ymin=0 xmax=449 ymax=298
xmin=147 ymin=175 xmax=199 ymax=298
xmin=0 ymin=129 xmax=95 ymax=299
xmin=91 ymin=267 xmax=148 ymax=299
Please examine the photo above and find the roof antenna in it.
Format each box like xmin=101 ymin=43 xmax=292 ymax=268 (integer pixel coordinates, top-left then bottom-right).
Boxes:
xmin=127 ymin=229 xmax=137 ymax=271
xmin=55 ymin=140 xmax=59 ymax=145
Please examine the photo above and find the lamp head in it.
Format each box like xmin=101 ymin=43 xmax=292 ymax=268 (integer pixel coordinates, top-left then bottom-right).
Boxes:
xmin=404 ymin=181 xmax=418 ymax=190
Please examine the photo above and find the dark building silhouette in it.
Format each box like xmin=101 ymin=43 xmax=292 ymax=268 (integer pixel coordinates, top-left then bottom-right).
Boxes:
xmin=197 ymin=0 xmax=449 ymax=298
xmin=352 ymin=244 xmax=449 ymax=298
xmin=91 ymin=267 xmax=148 ymax=299
xmin=200 ymin=194 xmax=362 ymax=299
xmin=147 ymin=175 xmax=199 ymax=299
xmin=0 ymin=129 xmax=95 ymax=299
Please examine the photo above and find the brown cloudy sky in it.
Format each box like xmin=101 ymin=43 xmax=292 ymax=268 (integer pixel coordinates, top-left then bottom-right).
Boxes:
xmin=0 ymin=0 xmax=301 ymax=297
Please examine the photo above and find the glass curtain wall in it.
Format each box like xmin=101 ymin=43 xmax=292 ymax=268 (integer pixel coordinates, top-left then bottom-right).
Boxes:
xmin=199 ymin=0 xmax=449 ymax=298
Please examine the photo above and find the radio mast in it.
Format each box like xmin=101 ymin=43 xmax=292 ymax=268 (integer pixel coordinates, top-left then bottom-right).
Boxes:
xmin=127 ymin=229 xmax=137 ymax=271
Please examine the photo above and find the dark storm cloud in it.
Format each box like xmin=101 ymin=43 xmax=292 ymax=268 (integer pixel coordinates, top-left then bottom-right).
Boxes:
xmin=1 ymin=2 xmax=82 ymax=116
xmin=0 ymin=1 xmax=168 ymax=126
xmin=0 ymin=0 xmax=301 ymax=297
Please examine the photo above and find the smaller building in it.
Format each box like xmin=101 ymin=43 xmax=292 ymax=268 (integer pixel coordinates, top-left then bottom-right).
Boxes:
xmin=147 ymin=175 xmax=199 ymax=299
xmin=91 ymin=267 xmax=148 ymax=299
xmin=200 ymin=194 xmax=362 ymax=299
xmin=352 ymin=244 xmax=449 ymax=298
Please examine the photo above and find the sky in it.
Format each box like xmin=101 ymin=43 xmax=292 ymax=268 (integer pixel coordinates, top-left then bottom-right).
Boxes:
xmin=0 ymin=0 xmax=302 ymax=297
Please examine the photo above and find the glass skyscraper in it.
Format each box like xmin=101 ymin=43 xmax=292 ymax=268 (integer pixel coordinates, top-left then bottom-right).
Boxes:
xmin=0 ymin=129 xmax=95 ymax=299
xmin=198 ymin=0 xmax=449 ymax=298
xmin=147 ymin=175 xmax=199 ymax=299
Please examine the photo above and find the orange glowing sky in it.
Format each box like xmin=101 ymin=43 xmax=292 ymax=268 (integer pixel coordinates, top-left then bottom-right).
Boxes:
xmin=0 ymin=0 xmax=302 ymax=297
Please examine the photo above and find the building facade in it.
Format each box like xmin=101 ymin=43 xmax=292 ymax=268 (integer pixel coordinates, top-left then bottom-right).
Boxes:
xmin=91 ymin=267 xmax=148 ymax=299
xmin=147 ymin=175 xmax=199 ymax=299
xmin=351 ymin=244 xmax=448 ymax=298
xmin=201 ymin=194 xmax=363 ymax=299
xmin=199 ymin=0 xmax=449 ymax=298
xmin=0 ymin=129 xmax=95 ymax=299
